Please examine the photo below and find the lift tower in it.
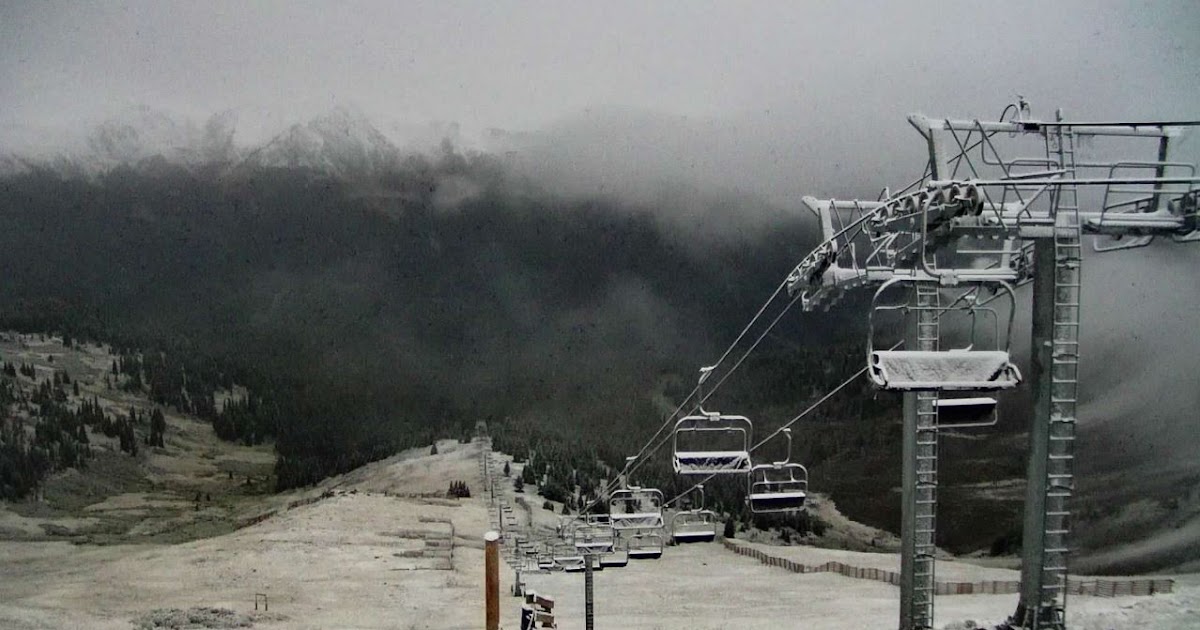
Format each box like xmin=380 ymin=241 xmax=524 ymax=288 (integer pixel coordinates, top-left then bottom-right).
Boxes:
xmin=785 ymin=99 xmax=1199 ymax=630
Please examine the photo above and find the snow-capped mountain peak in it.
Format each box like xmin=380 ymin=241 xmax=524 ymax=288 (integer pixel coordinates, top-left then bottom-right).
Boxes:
xmin=237 ymin=106 xmax=402 ymax=178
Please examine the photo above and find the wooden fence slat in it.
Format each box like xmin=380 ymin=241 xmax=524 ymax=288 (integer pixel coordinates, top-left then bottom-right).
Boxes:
xmin=719 ymin=541 xmax=1170 ymax=599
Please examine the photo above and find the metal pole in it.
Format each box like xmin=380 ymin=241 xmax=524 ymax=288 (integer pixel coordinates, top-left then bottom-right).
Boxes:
xmin=584 ymin=553 xmax=595 ymax=630
xmin=899 ymin=300 xmax=918 ymax=630
xmin=899 ymin=387 xmax=918 ymax=630
xmin=1014 ymin=241 xmax=1055 ymax=626
xmin=485 ymin=530 xmax=500 ymax=630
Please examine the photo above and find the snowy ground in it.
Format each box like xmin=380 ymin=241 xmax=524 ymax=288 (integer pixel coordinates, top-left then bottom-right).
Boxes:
xmin=2 ymin=438 xmax=1196 ymax=629
xmin=522 ymin=543 xmax=1200 ymax=630
xmin=0 ymin=440 xmax=512 ymax=630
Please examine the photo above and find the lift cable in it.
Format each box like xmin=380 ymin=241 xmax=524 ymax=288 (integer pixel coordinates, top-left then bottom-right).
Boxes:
xmin=568 ymin=102 xmax=1012 ymax=524
xmin=661 ymin=339 xmax=903 ymax=511
xmin=571 ymin=280 xmax=801 ymax=521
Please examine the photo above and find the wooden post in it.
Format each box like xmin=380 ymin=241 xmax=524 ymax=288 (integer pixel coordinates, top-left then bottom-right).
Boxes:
xmin=485 ymin=530 xmax=500 ymax=630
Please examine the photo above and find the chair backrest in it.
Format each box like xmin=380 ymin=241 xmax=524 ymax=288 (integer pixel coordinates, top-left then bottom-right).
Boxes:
xmin=609 ymin=488 xmax=665 ymax=530
xmin=671 ymin=412 xmax=754 ymax=475
xmin=867 ymin=278 xmax=1021 ymax=391
xmin=748 ymin=462 xmax=809 ymax=514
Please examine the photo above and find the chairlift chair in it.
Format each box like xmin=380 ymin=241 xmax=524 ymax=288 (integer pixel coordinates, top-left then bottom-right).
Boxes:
xmin=559 ymin=516 xmax=581 ymax=540
xmin=522 ymin=549 xmax=540 ymax=572
xmin=573 ymin=524 xmax=616 ymax=554
xmin=608 ymin=487 xmax=665 ymax=531
xmin=747 ymin=429 xmax=809 ymax=514
xmin=672 ymin=411 xmax=754 ymax=475
xmin=561 ymin=559 xmax=586 ymax=573
xmin=600 ymin=539 xmax=630 ymax=568
xmin=585 ymin=514 xmax=611 ymax=527
xmin=624 ymin=529 xmax=665 ymax=560
xmin=552 ymin=543 xmax=585 ymax=572
xmin=867 ymin=278 xmax=1022 ymax=391
xmin=669 ymin=484 xmax=718 ymax=543
xmin=670 ymin=509 xmax=718 ymax=543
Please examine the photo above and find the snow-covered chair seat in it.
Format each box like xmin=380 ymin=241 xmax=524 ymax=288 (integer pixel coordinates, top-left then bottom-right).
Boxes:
xmin=869 ymin=349 xmax=1020 ymax=391
xmin=672 ymin=450 xmax=752 ymax=475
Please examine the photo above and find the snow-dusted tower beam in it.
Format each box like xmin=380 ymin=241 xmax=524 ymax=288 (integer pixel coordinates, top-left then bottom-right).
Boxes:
xmin=784 ymin=99 xmax=1199 ymax=630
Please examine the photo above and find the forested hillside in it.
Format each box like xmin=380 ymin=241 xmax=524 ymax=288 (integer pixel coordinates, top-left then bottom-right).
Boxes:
xmin=0 ymin=154 xmax=813 ymax=479
xmin=0 ymin=150 xmax=1038 ymax=552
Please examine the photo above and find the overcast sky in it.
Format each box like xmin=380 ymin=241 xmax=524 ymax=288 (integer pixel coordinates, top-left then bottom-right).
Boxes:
xmin=3 ymin=1 xmax=1197 ymax=134
xmin=1 ymin=1 xmax=1197 ymax=203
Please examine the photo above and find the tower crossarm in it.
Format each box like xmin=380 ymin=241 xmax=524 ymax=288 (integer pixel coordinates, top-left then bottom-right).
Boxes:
xmin=906 ymin=104 xmax=1200 ymax=250
xmin=786 ymin=182 xmax=1017 ymax=309
xmin=961 ymin=185 xmax=1200 ymax=240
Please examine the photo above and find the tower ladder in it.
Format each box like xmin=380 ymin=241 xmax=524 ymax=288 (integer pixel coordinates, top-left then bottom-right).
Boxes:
xmin=911 ymin=282 xmax=940 ymax=629
xmin=1026 ymin=123 xmax=1082 ymax=630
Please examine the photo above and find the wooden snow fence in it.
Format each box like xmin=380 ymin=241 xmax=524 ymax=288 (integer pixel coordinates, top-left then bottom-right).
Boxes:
xmin=721 ymin=540 xmax=1171 ymax=597
xmin=236 ymin=492 xmax=333 ymax=529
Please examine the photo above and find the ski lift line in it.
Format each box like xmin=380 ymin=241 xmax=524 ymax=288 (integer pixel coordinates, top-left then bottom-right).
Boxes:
xmin=591 ymin=277 xmax=793 ymax=497
xmin=572 ymin=286 xmax=806 ymax=523
xmin=661 ymin=340 xmax=902 ymax=510
xmin=583 ymin=119 xmax=1001 ymax=518
xmin=621 ymin=289 xmax=806 ymax=482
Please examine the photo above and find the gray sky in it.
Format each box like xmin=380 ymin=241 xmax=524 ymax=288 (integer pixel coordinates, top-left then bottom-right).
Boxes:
xmin=3 ymin=1 xmax=1198 ymax=205
xmin=2 ymin=1 xmax=1197 ymax=141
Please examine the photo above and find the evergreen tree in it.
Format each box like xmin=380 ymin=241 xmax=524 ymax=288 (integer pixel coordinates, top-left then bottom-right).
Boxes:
xmin=149 ymin=408 xmax=166 ymax=448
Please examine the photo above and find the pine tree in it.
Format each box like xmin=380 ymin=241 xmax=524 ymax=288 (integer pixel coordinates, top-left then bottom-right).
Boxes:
xmin=150 ymin=408 xmax=166 ymax=448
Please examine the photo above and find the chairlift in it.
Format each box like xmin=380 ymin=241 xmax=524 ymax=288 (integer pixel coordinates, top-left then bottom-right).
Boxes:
xmin=867 ymin=278 xmax=1021 ymax=391
xmin=672 ymin=411 xmax=753 ymax=475
xmin=609 ymin=487 xmax=665 ymax=531
xmin=600 ymin=539 xmax=630 ymax=568
xmin=559 ymin=516 xmax=581 ymax=540
xmin=522 ymin=549 xmax=540 ymax=571
xmin=573 ymin=523 xmax=616 ymax=554
xmin=561 ymin=560 xmax=586 ymax=573
xmin=552 ymin=543 xmax=585 ymax=572
xmin=585 ymin=514 xmax=612 ymax=527
xmin=624 ymin=529 xmax=665 ymax=560
xmin=747 ymin=429 xmax=809 ymax=514
xmin=671 ymin=509 xmax=718 ymax=543
xmin=670 ymin=484 xmax=718 ymax=543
